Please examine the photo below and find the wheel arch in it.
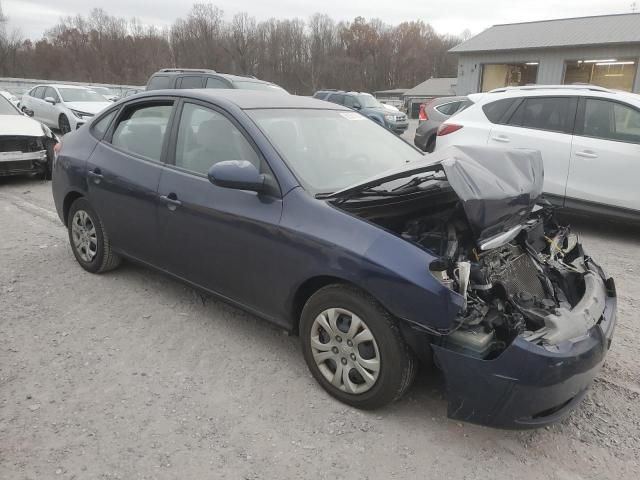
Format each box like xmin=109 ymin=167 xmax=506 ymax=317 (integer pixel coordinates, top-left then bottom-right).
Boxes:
xmin=290 ymin=275 xmax=365 ymax=333
xmin=62 ymin=190 xmax=84 ymax=227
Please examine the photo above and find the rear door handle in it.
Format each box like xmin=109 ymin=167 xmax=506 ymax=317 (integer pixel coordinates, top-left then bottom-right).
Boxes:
xmin=575 ymin=150 xmax=598 ymax=159
xmin=491 ymin=135 xmax=510 ymax=143
xmin=160 ymin=194 xmax=182 ymax=211
xmin=87 ymin=168 xmax=103 ymax=183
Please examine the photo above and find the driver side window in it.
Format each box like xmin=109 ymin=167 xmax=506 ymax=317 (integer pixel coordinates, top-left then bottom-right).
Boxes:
xmin=174 ymin=103 xmax=261 ymax=175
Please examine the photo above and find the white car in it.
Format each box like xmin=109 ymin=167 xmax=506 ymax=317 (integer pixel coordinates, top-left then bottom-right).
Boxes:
xmin=435 ymin=85 xmax=640 ymax=220
xmin=20 ymin=84 xmax=112 ymax=134
xmin=0 ymin=94 xmax=58 ymax=179
xmin=0 ymin=90 xmax=20 ymax=109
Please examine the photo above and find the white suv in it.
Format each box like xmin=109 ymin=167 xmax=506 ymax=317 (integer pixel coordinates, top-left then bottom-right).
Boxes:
xmin=435 ymin=85 xmax=640 ymax=220
xmin=20 ymin=84 xmax=112 ymax=134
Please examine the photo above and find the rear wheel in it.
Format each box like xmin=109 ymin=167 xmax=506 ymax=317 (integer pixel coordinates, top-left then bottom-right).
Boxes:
xmin=425 ymin=135 xmax=436 ymax=153
xmin=59 ymin=114 xmax=71 ymax=135
xmin=300 ymin=284 xmax=416 ymax=409
xmin=67 ymin=198 xmax=121 ymax=273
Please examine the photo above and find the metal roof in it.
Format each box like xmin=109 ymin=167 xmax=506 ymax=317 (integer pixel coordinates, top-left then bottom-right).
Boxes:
xmin=403 ymin=78 xmax=457 ymax=97
xmin=373 ymin=88 xmax=409 ymax=95
xmin=450 ymin=13 xmax=640 ymax=53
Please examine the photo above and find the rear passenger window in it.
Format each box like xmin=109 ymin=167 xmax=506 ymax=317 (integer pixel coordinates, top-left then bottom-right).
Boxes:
xmin=482 ymin=98 xmax=517 ymax=123
xmin=111 ymin=103 xmax=173 ymax=162
xmin=582 ymin=99 xmax=640 ymax=144
xmin=179 ymin=76 xmax=203 ymax=89
xmin=147 ymin=75 xmax=171 ymax=90
xmin=512 ymin=97 xmax=572 ymax=133
xmin=205 ymin=77 xmax=229 ymax=89
xmin=327 ymin=94 xmax=344 ymax=105
xmin=174 ymin=103 xmax=261 ymax=175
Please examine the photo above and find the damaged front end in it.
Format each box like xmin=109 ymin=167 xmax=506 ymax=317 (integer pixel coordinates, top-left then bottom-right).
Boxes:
xmin=330 ymin=145 xmax=617 ymax=427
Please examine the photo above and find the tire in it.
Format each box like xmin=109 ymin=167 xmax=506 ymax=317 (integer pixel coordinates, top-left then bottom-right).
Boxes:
xmin=40 ymin=141 xmax=54 ymax=181
xmin=425 ymin=135 xmax=436 ymax=153
xmin=59 ymin=114 xmax=71 ymax=135
xmin=300 ymin=284 xmax=416 ymax=409
xmin=67 ymin=198 xmax=121 ymax=273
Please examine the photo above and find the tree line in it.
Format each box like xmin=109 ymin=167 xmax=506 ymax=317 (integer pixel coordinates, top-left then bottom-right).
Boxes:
xmin=0 ymin=3 xmax=462 ymax=94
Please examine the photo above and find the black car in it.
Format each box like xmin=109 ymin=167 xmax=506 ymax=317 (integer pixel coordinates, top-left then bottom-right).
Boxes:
xmin=146 ymin=68 xmax=288 ymax=93
xmin=51 ymin=90 xmax=616 ymax=428
xmin=414 ymin=96 xmax=472 ymax=152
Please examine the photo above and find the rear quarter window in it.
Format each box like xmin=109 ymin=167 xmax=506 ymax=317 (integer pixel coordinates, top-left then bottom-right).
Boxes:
xmin=482 ymin=98 xmax=517 ymax=123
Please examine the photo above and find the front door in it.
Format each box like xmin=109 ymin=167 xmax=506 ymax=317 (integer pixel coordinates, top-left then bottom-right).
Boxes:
xmin=156 ymin=101 xmax=283 ymax=314
xmin=566 ymin=97 xmax=640 ymax=213
xmin=487 ymin=96 xmax=577 ymax=202
xmin=86 ymin=99 xmax=176 ymax=265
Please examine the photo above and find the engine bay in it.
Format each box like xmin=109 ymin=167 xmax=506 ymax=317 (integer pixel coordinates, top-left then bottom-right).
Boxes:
xmin=341 ymin=189 xmax=608 ymax=359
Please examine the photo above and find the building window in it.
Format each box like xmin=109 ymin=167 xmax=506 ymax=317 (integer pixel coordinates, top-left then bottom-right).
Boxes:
xmin=480 ymin=63 xmax=539 ymax=91
xmin=563 ymin=59 xmax=637 ymax=92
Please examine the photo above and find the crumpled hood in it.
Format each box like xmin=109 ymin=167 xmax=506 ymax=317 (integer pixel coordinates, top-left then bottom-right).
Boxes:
xmin=64 ymin=101 xmax=111 ymax=115
xmin=440 ymin=145 xmax=544 ymax=244
xmin=324 ymin=145 xmax=544 ymax=246
xmin=0 ymin=114 xmax=44 ymax=137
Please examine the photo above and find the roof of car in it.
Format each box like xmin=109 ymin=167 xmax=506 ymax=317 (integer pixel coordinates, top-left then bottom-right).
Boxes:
xmin=137 ymin=89 xmax=351 ymax=110
xmin=470 ymin=85 xmax=640 ymax=107
xmin=151 ymin=69 xmax=273 ymax=85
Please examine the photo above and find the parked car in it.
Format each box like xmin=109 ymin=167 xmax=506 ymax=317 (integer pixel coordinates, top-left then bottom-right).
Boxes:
xmin=414 ymin=96 xmax=473 ymax=152
xmin=52 ymin=90 xmax=616 ymax=428
xmin=435 ymin=85 xmax=640 ymax=220
xmin=20 ymin=85 xmax=112 ymax=134
xmin=88 ymin=86 xmax=119 ymax=102
xmin=0 ymin=94 xmax=57 ymax=179
xmin=314 ymin=90 xmax=409 ymax=134
xmin=0 ymin=90 xmax=20 ymax=109
xmin=146 ymin=68 xmax=288 ymax=93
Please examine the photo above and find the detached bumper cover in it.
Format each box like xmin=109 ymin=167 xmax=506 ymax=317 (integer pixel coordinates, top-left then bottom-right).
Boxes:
xmin=433 ymin=278 xmax=616 ymax=429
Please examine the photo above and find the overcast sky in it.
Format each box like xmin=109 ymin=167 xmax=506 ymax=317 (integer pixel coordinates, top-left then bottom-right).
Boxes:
xmin=3 ymin=0 xmax=637 ymax=40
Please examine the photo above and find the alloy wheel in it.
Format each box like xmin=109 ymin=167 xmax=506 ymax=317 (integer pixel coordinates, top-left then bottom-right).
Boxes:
xmin=60 ymin=116 xmax=71 ymax=135
xmin=71 ymin=210 xmax=98 ymax=262
xmin=310 ymin=308 xmax=381 ymax=394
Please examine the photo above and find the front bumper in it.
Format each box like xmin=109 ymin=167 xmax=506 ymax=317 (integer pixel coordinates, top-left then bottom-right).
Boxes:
xmin=387 ymin=121 xmax=409 ymax=134
xmin=432 ymin=276 xmax=617 ymax=429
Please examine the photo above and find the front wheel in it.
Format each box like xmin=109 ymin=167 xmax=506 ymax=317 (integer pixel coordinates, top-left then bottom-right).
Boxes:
xmin=67 ymin=198 xmax=121 ymax=273
xmin=300 ymin=284 xmax=416 ymax=409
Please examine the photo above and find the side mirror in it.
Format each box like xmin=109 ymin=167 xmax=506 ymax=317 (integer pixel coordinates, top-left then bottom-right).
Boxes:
xmin=23 ymin=108 xmax=34 ymax=117
xmin=44 ymin=96 xmax=56 ymax=105
xmin=353 ymin=103 xmax=362 ymax=110
xmin=208 ymin=160 xmax=265 ymax=193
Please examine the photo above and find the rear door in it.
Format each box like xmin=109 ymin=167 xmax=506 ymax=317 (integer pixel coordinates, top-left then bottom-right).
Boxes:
xmin=156 ymin=100 xmax=283 ymax=312
xmin=86 ymin=98 xmax=177 ymax=265
xmin=566 ymin=97 xmax=640 ymax=213
xmin=487 ymin=96 xmax=577 ymax=201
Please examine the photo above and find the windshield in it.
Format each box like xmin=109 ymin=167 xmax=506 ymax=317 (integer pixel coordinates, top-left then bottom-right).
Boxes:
xmin=248 ymin=109 xmax=423 ymax=194
xmin=89 ymin=87 xmax=112 ymax=95
xmin=233 ymin=81 xmax=288 ymax=93
xmin=0 ymin=95 xmax=19 ymax=115
xmin=357 ymin=94 xmax=381 ymax=108
xmin=59 ymin=88 xmax=106 ymax=103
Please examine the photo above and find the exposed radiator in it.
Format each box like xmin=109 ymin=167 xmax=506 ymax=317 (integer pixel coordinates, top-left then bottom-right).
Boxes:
xmin=490 ymin=248 xmax=546 ymax=299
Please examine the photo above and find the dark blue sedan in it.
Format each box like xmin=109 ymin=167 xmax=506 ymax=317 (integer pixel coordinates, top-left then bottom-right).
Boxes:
xmin=52 ymin=90 xmax=616 ymax=428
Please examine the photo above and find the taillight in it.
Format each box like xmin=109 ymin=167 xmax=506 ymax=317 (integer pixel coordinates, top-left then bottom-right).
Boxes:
xmin=418 ymin=104 xmax=428 ymax=121
xmin=437 ymin=123 xmax=463 ymax=136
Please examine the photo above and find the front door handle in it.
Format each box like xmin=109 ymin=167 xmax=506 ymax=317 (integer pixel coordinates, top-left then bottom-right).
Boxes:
xmin=87 ymin=168 xmax=103 ymax=184
xmin=160 ymin=193 xmax=182 ymax=211
xmin=491 ymin=135 xmax=510 ymax=143
xmin=575 ymin=150 xmax=598 ymax=159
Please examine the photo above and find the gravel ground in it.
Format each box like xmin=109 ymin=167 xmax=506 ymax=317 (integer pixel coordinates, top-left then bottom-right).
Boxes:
xmin=1 ymin=176 xmax=639 ymax=480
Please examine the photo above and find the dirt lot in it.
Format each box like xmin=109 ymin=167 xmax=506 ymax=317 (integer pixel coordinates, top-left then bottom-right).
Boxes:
xmin=1 ymin=177 xmax=639 ymax=480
